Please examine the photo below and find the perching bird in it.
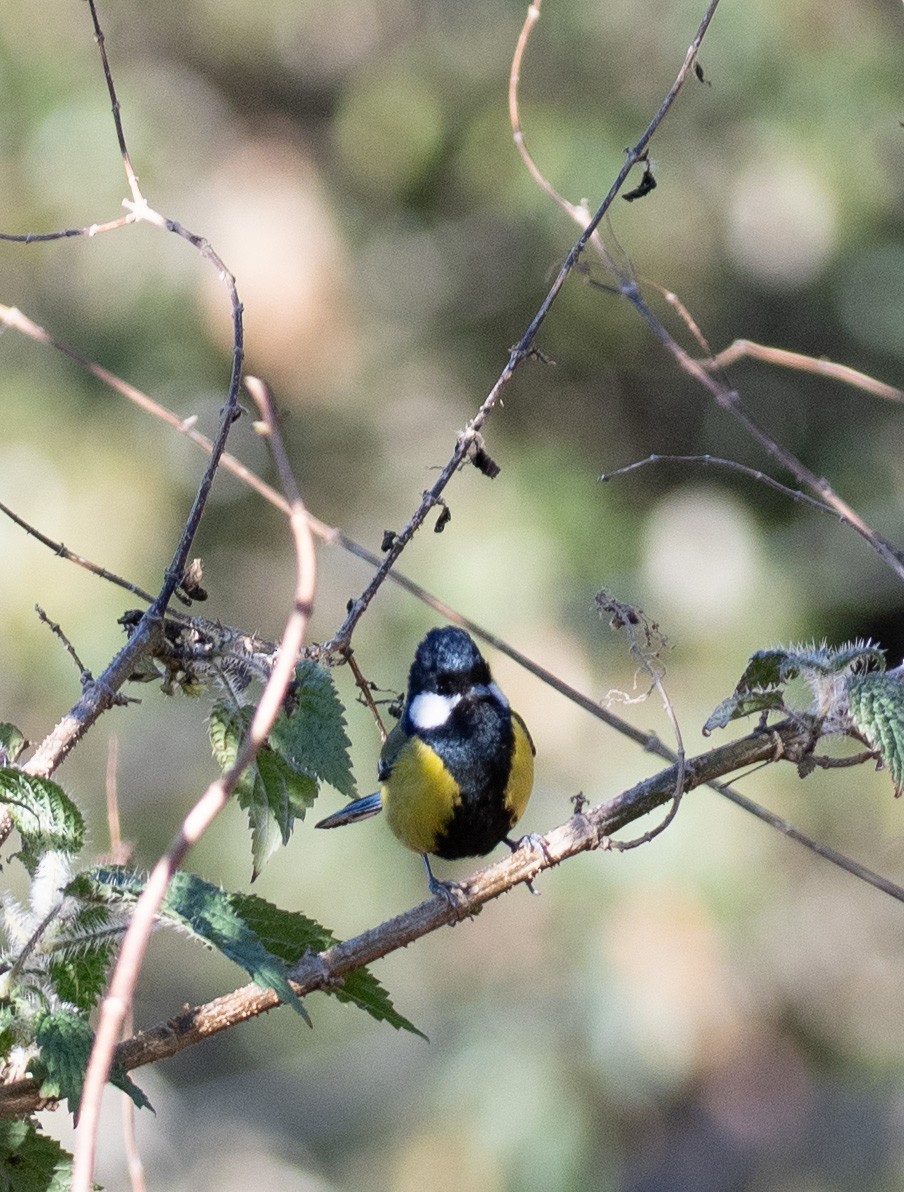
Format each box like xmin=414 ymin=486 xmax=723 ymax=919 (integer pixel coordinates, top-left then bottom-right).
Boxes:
xmin=315 ymin=626 xmax=535 ymax=896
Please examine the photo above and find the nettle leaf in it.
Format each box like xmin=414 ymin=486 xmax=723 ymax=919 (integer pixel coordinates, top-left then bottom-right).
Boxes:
xmin=47 ymin=943 xmax=116 ymax=1015
xmin=704 ymin=641 xmax=886 ymax=736
xmin=161 ymin=872 xmax=309 ymax=1020
xmin=232 ymin=892 xmax=425 ymax=1038
xmin=702 ymin=648 xmax=800 ymax=735
xmin=0 ymin=1118 xmax=74 ymax=1192
xmin=32 ymin=1008 xmax=150 ymax=1117
xmin=210 ymin=703 xmax=318 ymax=877
xmin=83 ymin=867 xmax=309 ymax=1021
xmin=270 ymin=661 xmax=357 ymax=799
xmin=32 ymin=893 xmax=125 ymax=1012
xmin=33 ymin=1010 xmax=92 ymax=1116
xmin=79 ymin=869 xmax=420 ymax=1037
xmin=703 ymin=688 xmax=787 ymax=735
xmin=210 ymin=662 xmax=356 ymax=877
xmin=0 ymin=725 xmax=27 ymax=766
xmin=0 ymin=773 xmax=84 ymax=874
xmin=847 ymin=673 xmax=904 ymax=797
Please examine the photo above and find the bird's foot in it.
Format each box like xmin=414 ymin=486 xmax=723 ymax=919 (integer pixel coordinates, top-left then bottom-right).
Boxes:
xmin=422 ymin=855 xmax=471 ymax=918
xmin=503 ymin=832 xmax=551 ymax=896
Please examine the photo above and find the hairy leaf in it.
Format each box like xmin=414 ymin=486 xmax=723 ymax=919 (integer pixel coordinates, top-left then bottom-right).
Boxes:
xmin=31 ymin=1007 xmax=150 ymax=1117
xmin=703 ymin=687 xmax=787 ymax=735
xmin=847 ymin=673 xmax=904 ymax=796
xmin=0 ymin=773 xmax=84 ymax=874
xmin=80 ymin=866 xmax=309 ymax=1020
xmin=0 ymin=725 xmax=26 ymax=766
xmin=47 ymin=944 xmax=116 ymax=1014
xmin=210 ymin=702 xmax=318 ymax=876
xmin=33 ymin=1009 xmax=93 ymax=1116
xmin=0 ymin=1119 xmax=74 ymax=1192
xmin=270 ymin=660 xmax=357 ymax=798
xmin=233 ymin=892 xmax=425 ymax=1038
xmin=704 ymin=640 xmax=886 ymax=735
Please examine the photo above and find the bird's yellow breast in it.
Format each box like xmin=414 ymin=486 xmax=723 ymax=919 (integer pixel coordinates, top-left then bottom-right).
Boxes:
xmin=504 ymin=711 xmax=535 ymax=823
xmin=382 ymin=736 xmax=461 ymax=856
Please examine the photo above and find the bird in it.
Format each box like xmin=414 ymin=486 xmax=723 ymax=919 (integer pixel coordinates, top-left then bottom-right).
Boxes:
xmin=315 ymin=626 xmax=535 ymax=897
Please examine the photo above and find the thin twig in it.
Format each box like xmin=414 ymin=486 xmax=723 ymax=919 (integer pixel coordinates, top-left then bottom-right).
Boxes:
xmin=18 ymin=0 xmax=246 ymax=779
xmin=703 ymin=338 xmax=904 ymax=403
xmin=511 ymin=0 xmax=904 ymax=587
xmin=71 ymin=378 xmax=317 ymax=1192
xmin=34 ymin=605 xmax=92 ymax=686
xmin=0 ymin=505 xmax=158 ymax=605
xmin=595 ymin=592 xmax=686 ymax=849
xmin=325 ymin=0 xmax=723 ymax=652
xmin=601 ymin=453 xmax=851 ymax=518
xmin=0 ymin=215 xmax=135 ymax=243
xmin=102 ymin=741 xmax=145 ymax=1192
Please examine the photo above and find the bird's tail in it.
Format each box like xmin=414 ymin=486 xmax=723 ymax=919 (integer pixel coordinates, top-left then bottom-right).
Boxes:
xmin=315 ymin=792 xmax=383 ymax=829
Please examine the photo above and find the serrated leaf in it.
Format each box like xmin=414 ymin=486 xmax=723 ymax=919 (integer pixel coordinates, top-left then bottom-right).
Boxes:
xmin=232 ymin=892 xmax=425 ymax=1038
xmin=0 ymin=1118 xmax=75 ymax=1192
xmin=33 ymin=1009 xmax=93 ymax=1116
xmin=43 ymin=902 xmax=122 ymax=1012
xmin=847 ymin=673 xmax=904 ymax=796
xmin=110 ymin=1062 xmax=153 ymax=1113
xmin=160 ymin=872 xmax=308 ymax=1019
xmin=703 ymin=688 xmax=787 ymax=735
xmin=77 ymin=869 xmax=421 ymax=1037
xmin=0 ymin=773 xmax=84 ymax=874
xmin=77 ymin=865 xmax=310 ymax=1020
xmin=0 ymin=725 xmax=26 ymax=766
xmin=270 ymin=661 xmax=357 ymax=798
xmin=47 ymin=943 xmax=115 ymax=1014
xmin=210 ymin=702 xmax=318 ymax=876
xmin=31 ymin=1008 xmax=150 ymax=1118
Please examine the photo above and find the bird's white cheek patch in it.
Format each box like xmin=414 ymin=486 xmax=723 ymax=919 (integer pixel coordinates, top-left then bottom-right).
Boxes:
xmin=409 ymin=691 xmax=460 ymax=729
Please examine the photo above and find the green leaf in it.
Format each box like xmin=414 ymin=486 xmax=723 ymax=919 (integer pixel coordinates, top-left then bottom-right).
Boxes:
xmin=0 ymin=1119 xmax=75 ymax=1192
xmin=77 ymin=868 xmax=422 ymax=1037
xmin=110 ymin=1062 xmax=153 ymax=1113
xmin=232 ymin=892 xmax=425 ymax=1038
xmin=81 ymin=867 xmax=310 ymax=1021
xmin=31 ymin=1008 xmax=150 ymax=1117
xmin=43 ymin=903 xmax=122 ymax=1015
xmin=703 ymin=640 xmax=887 ymax=735
xmin=33 ymin=1009 xmax=93 ymax=1116
xmin=703 ymin=687 xmax=787 ymax=735
xmin=0 ymin=725 xmax=27 ymax=766
xmin=270 ymin=660 xmax=357 ymax=798
xmin=47 ymin=943 xmax=115 ymax=1014
xmin=210 ymin=702 xmax=318 ymax=877
xmin=847 ymin=673 xmax=904 ymax=796
xmin=0 ymin=773 xmax=84 ymax=874
xmin=161 ymin=872 xmax=309 ymax=1019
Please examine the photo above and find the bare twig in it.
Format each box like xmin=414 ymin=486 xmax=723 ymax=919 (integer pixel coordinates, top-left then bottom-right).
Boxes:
xmin=703 ymin=338 xmax=904 ymax=403
xmin=34 ymin=605 xmax=92 ymax=686
xmin=595 ymin=592 xmax=686 ymax=849
xmin=511 ymin=0 xmax=904 ymax=587
xmin=0 ymin=215 xmax=135 ymax=243
xmin=0 ymin=511 xmax=158 ymax=605
xmin=324 ymin=0 xmax=723 ymax=652
xmin=15 ymin=0 xmax=247 ymax=779
xmin=70 ymin=377 xmax=317 ymax=1192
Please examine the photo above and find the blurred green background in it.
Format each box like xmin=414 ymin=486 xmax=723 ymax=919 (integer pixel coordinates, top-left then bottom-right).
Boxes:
xmin=3 ymin=0 xmax=904 ymax=1188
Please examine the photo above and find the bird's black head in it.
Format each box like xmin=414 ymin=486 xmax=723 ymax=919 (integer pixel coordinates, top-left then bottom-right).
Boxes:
xmin=408 ymin=627 xmax=492 ymax=698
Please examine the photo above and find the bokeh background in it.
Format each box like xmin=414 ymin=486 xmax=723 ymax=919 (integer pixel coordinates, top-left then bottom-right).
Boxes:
xmin=2 ymin=0 xmax=904 ymax=1188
